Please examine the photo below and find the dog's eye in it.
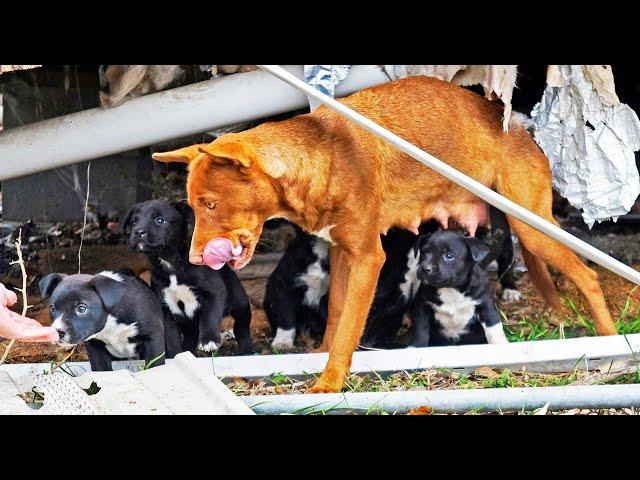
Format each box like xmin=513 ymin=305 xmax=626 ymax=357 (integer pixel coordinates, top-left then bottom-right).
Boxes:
xmin=76 ymin=304 xmax=88 ymax=315
xmin=206 ymin=201 xmax=216 ymax=210
xmin=154 ymin=217 xmax=166 ymax=226
xmin=50 ymin=304 xmax=56 ymax=313
xmin=443 ymin=252 xmax=455 ymax=262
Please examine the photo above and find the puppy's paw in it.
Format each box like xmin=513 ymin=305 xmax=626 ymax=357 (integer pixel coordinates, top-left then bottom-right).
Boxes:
xmin=198 ymin=341 xmax=219 ymax=353
xmin=271 ymin=327 xmax=296 ymax=351
xmin=501 ymin=288 xmax=522 ymax=303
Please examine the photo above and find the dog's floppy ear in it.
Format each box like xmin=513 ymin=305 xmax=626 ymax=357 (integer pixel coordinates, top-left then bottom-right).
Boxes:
xmin=121 ymin=205 xmax=138 ymax=233
xmin=172 ymin=201 xmax=195 ymax=224
xmin=464 ymin=237 xmax=492 ymax=264
xmin=90 ymin=275 xmax=127 ymax=310
xmin=39 ymin=274 xmax=67 ymax=300
xmin=199 ymin=138 xmax=288 ymax=178
xmin=152 ymin=144 xmax=208 ymax=164
xmin=198 ymin=141 xmax=256 ymax=169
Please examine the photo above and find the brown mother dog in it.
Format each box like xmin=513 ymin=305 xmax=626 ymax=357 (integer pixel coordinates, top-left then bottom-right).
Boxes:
xmin=153 ymin=76 xmax=617 ymax=393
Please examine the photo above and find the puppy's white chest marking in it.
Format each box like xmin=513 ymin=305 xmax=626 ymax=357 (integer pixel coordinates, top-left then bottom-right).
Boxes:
xmin=297 ymin=239 xmax=330 ymax=308
xmin=311 ymin=225 xmax=336 ymax=245
xmin=431 ymin=288 xmax=479 ymax=340
xmin=87 ymin=315 xmax=138 ymax=359
xmin=163 ymin=275 xmax=199 ymax=318
xmin=399 ymin=248 xmax=421 ymax=300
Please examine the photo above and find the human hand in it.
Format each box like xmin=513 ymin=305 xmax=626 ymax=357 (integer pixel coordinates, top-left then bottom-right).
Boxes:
xmin=0 ymin=283 xmax=59 ymax=342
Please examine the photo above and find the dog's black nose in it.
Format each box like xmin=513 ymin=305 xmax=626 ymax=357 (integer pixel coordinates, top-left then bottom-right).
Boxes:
xmin=135 ymin=228 xmax=147 ymax=238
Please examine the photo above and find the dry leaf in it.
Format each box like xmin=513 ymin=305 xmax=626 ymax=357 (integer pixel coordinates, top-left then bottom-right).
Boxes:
xmin=474 ymin=367 xmax=500 ymax=379
xmin=409 ymin=406 xmax=433 ymax=415
xmin=533 ymin=402 xmax=550 ymax=415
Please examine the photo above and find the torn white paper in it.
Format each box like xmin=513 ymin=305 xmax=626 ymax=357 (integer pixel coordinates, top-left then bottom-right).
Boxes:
xmin=383 ymin=65 xmax=517 ymax=131
xmin=531 ymin=65 xmax=640 ymax=228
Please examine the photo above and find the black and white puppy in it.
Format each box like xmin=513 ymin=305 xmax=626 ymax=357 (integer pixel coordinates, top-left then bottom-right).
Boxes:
xmin=409 ymin=230 xmax=508 ymax=347
xmin=123 ymin=200 xmax=252 ymax=357
xmin=264 ymin=223 xmax=437 ymax=350
xmin=476 ymin=206 xmax=521 ymax=302
xmin=39 ymin=270 xmax=166 ymax=371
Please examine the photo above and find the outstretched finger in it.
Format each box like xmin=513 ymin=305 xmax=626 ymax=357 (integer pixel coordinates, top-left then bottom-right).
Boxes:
xmin=17 ymin=326 xmax=60 ymax=342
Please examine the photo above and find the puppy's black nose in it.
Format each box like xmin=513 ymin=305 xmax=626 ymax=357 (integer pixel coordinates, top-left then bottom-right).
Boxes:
xmin=135 ymin=228 xmax=147 ymax=238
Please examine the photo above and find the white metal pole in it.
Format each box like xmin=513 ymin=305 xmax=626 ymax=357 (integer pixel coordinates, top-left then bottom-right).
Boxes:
xmin=241 ymin=384 xmax=640 ymax=414
xmin=258 ymin=65 xmax=640 ymax=286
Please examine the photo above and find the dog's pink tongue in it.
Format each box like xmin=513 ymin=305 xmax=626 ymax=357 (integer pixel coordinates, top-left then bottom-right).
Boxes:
xmin=203 ymin=238 xmax=243 ymax=270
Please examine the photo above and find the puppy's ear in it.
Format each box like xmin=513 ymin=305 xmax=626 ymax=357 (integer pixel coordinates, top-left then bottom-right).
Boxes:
xmin=39 ymin=274 xmax=66 ymax=299
xmin=413 ymin=234 xmax=428 ymax=256
xmin=172 ymin=201 xmax=195 ymax=225
xmin=121 ymin=205 xmax=138 ymax=233
xmin=152 ymin=144 xmax=208 ymax=164
xmin=464 ymin=237 xmax=492 ymax=264
xmin=90 ymin=275 xmax=126 ymax=311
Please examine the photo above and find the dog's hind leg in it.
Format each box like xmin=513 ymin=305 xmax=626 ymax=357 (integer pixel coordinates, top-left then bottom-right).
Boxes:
xmin=308 ymin=238 xmax=386 ymax=393
xmin=496 ymin=148 xmax=616 ymax=336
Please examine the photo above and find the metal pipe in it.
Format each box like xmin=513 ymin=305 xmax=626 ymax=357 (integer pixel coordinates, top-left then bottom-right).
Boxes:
xmin=3 ymin=333 xmax=638 ymax=380
xmin=258 ymin=65 xmax=640 ymax=286
xmin=0 ymin=65 xmax=390 ymax=181
xmin=242 ymin=384 xmax=640 ymax=414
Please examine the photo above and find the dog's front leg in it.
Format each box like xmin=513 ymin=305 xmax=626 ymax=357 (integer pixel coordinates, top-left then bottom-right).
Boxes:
xmin=308 ymin=240 xmax=385 ymax=393
xmin=197 ymin=294 xmax=227 ymax=353
xmin=408 ymin=289 xmax=432 ymax=348
xmin=85 ymin=339 xmax=116 ymax=371
xmin=478 ymin=301 xmax=508 ymax=344
xmin=162 ymin=308 xmax=183 ymax=358
xmin=316 ymin=246 xmax=351 ymax=352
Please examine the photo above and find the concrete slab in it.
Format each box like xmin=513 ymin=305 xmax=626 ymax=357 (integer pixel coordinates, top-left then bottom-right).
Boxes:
xmin=2 ymin=352 xmax=254 ymax=415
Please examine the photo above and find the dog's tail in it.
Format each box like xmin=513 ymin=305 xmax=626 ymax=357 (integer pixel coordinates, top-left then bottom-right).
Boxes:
xmin=493 ymin=128 xmax=561 ymax=308
xmin=520 ymin=244 xmax=561 ymax=308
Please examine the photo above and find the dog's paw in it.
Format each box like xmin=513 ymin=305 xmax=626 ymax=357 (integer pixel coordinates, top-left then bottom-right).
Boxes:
xmin=271 ymin=327 xmax=296 ymax=351
xmin=501 ymin=288 xmax=522 ymax=303
xmin=198 ymin=341 xmax=219 ymax=353
xmin=306 ymin=380 xmax=341 ymax=394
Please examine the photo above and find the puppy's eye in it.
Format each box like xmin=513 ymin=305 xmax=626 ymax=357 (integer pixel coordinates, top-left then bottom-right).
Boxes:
xmin=50 ymin=304 xmax=56 ymax=313
xmin=76 ymin=304 xmax=88 ymax=315
xmin=443 ymin=252 xmax=455 ymax=262
xmin=154 ymin=217 xmax=166 ymax=226
xmin=131 ymin=217 xmax=138 ymax=225
xmin=206 ymin=201 xmax=216 ymax=210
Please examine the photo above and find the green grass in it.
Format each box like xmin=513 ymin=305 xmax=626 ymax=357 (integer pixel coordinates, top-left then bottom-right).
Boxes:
xmin=503 ymin=290 xmax=640 ymax=343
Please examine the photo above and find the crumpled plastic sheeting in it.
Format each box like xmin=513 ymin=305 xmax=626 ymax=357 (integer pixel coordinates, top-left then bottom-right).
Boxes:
xmin=303 ymin=65 xmax=351 ymax=111
xmin=531 ymin=65 xmax=640 ymax=227
xmin=383 ymin=65 xmax=517 ymax=131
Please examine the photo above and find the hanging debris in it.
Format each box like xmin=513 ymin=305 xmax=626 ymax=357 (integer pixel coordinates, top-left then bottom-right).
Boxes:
xmin=0 ymin=65 xmax=41 ymax=75
xmin=531 ymin=65 xmax=640 ymax=228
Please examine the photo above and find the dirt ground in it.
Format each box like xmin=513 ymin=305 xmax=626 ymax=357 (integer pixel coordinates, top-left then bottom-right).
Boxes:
xmin=2 ymin=241 xmax=640 ymax=365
